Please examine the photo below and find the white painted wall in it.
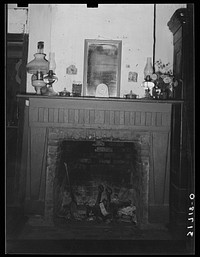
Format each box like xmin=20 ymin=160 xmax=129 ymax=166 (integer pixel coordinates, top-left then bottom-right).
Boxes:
xmin=7 ymin=4 xmax=28 ymax=34
xmin=25 ymin=4 xmax=186 ymax=96
xmin=155 ymin=4 xmax=186 ymax=72
xmin=26 ymin=4 xmax=52 ymax=91
xmin=51 ymin=4 xmax=155 ymax=96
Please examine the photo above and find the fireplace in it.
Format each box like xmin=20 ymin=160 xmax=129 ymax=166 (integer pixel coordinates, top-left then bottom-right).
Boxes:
xmin=47 ymin=130 xmax=150 ymax=227
xmin=20 ymin=96 xmax=176 ymax=229
xmin=54 ymin=140 xmax=145 ymax=225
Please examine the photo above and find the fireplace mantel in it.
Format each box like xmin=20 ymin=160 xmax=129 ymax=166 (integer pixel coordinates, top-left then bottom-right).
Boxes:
xmin=17 ymin=93 xmax=183 ymax=103
xmin=18 ymin=94 xmax=182 ymax=130
xmin=17 ymin=94 xmax=183 ymax=226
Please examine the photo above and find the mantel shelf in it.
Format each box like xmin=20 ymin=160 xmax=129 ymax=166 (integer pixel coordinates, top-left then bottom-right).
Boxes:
xmin=17 ymin=93 xmax=184 ymax=104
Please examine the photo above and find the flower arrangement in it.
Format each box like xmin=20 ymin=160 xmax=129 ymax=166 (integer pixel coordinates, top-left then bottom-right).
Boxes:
xmin=151 ymin=59 xmax=179 ymax=99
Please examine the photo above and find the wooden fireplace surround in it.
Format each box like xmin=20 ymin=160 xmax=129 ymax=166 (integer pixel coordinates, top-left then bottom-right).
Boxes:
xmin=17 ymin=94 xmax=183 ymax=226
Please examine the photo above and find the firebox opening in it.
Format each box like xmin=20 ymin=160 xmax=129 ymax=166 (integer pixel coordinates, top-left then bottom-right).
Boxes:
xmin=54 ymin=140 xmax=144 ymax=227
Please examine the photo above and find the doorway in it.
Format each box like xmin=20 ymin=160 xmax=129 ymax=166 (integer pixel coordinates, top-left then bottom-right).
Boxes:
xmin=6 ymin=33 xmax=28 ymax=205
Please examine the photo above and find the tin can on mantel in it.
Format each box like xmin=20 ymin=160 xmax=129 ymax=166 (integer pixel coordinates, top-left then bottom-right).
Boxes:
xmin=72 ymin=81 xmax=82 ymax=97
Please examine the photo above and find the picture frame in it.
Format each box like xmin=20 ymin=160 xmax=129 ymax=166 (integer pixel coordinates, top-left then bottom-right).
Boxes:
xmin=83 ymin=39 xmax=122 ymax=97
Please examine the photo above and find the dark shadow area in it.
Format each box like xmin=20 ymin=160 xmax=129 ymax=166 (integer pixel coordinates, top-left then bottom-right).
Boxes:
xmin=6 ymin=239 xmax=191 ymax=254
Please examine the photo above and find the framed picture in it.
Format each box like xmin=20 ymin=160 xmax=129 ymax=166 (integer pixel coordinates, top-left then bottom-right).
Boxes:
xmin=83 ymin=39 xmax=122 ymax=97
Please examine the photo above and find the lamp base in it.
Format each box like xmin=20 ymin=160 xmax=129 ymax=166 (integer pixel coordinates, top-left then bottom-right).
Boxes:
xmin=41 ymin=85 xmax=58 ymax=96
xmin=32 ymin=80 xmax=46 ymax=95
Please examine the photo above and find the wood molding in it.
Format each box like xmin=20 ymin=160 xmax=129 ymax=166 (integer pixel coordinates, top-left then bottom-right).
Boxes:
xmin=28 ymin=98 xmax=172 ymax=132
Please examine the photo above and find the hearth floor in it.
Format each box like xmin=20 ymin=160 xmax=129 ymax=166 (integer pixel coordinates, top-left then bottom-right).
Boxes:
xmin=6 ymin=208 xmax=192 ymax=254
xmin=11 ymin=220 xmax=174 ymax=241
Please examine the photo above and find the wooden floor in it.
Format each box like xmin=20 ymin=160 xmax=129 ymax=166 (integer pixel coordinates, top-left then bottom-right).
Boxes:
xmin=6 ymin=239 xmax=190 ymax=255
xmin=7 ymin=215 xmax=171 ymax=241
xmin=15 ymin=219 xmax=174 ymax=241
xmin=6 ymin=207 xmax=194 ymax=254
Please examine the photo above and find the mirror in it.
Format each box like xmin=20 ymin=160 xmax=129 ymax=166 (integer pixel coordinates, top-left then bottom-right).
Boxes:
xmin=83 ymin=39 xmax=122 ymax=97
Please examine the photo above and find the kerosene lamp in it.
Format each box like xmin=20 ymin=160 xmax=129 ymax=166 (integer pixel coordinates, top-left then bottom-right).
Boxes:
xmin=142 ymin=57 xmax=155 ymax=98
xmin=42 ymin=52 xmax=58 ymax=96
xmin=26 ymin=41 xmax=49 ymax=94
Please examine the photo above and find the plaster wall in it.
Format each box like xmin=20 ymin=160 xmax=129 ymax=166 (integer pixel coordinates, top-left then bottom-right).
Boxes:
xmin=7 ymin=5 xmax=28 ymax=34
xmin=155 ymin=4 xmax=186 ymax=71
xmin=49 ymin=4 xmax=154 ymax=96
xmin=9 ymin=4 xmax=186 ymax=96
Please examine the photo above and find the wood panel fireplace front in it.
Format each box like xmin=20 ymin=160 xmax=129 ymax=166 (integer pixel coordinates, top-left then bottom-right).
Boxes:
xmin=17 ymin=95 xmax=183 ymax=230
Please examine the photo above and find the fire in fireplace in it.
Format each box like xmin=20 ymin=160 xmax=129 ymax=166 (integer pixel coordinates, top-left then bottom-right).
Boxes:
xmin=53 ymin=140 xmax=147 ymax=226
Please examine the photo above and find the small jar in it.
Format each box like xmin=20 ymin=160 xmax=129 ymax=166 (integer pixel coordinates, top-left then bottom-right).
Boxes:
xmin=59 ymin=88 xmax=70 ymax=96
